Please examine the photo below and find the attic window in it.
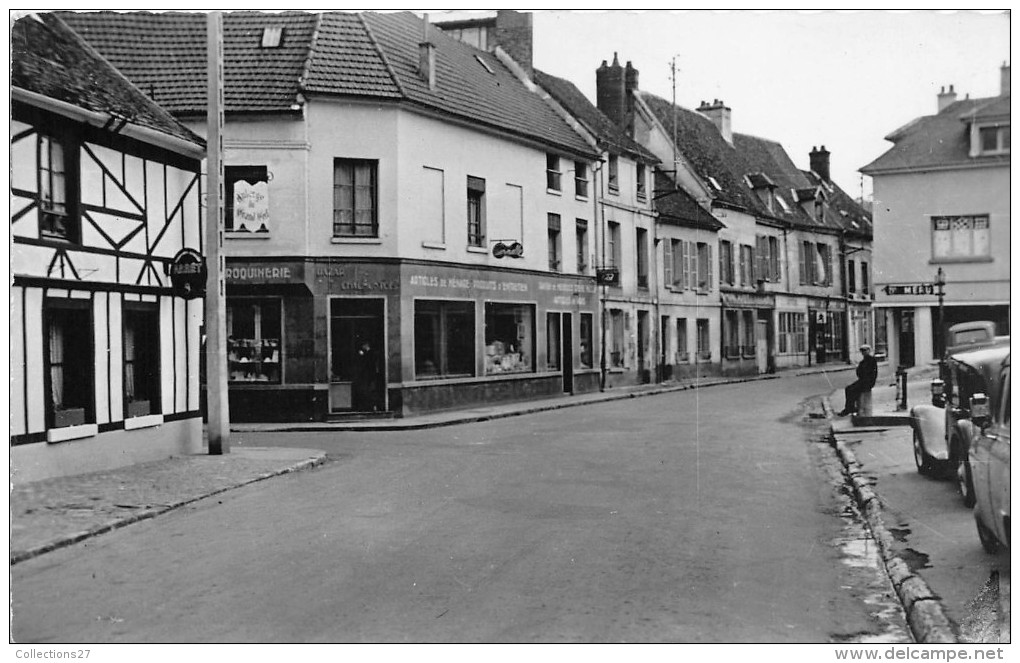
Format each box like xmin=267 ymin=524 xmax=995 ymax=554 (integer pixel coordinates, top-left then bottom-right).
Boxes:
xmin=261 ymin=26 xmax=284 ymax=48
xmin=475 ymin=55 xmax=495 ymax=75
xmin=776 ymin=195 xmax=791 ymax=213
xmin=707 ymin=176 xmax=722 ymax=192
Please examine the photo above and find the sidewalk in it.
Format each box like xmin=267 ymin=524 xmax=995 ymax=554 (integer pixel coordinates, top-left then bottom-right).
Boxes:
xmin=11 ymin=361 xmax=855 ymax=565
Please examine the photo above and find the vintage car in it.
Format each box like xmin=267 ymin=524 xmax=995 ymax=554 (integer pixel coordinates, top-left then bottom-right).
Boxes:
xmin=969 ymin=353 xmax=1010 ymax=552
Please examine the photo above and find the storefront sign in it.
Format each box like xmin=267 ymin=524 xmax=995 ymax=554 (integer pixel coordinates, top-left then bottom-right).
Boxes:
xmin=403 ymin=264 xmax=597 ymax=310
xmin=721 ymin=292 xmax=774 ymax=309
xmin=166 ymin=248 xmax=207 ymax=299
xmin=233 ymin=180 xmax=269 ymax=232
xmin=226 ymin=261 xmax=305 ymax=284
xmin=313 ymin=264 xmax=400 ymax=292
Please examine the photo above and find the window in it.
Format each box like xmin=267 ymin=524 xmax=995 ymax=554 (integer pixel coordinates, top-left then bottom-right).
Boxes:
xmin=978 ymin=125 xmax=1010 ymax=154
xmin=546 ymin=154 xmax=562 ymax=191
xmin=546 ymin=312 xmax=562 ymax=370
xmin=696 ymin=318 xmax=711 ymax=361
xmin=415 ymin=300 xmax=475 ymax=378
xmin=932 ymin=215 xmax=990 ymax=260
xmin=574 ymin=161 xmax=589 ymax=198
xmin=778 ymin=312 xmax=807 ymax=354
xmin=466 ymin=176 xmax=486 ymax=247
xmin=39 ymin=133 xmax=77 ymax=241
xmin=724 ymin=310 xmax=740 ymax=358
xmin=579 ymin=313 xmax=594 ymax=368
xmin=333 ymin=159 xmax=378 ymax=237
xmin=485 ymin=303 xmax=534 ymax=374
xmin=636 ymin=227 xmax=649 ymax=289
xmin=799 ymin=241 xmax=817 ymax=285
xmin=610 ymin=309 xmax=626 ymax=367
xmin=874 ymin=308 xmax=887 ymax=358
xmin=739 ymin=244 xmax=754 ymax=286
xmin=45 ymin=300 xmax=93 ymax=428
xmin=742 ymin=310 xmax=756 ymax=357
xmin=576 ymin=219 xmax=589 ymax=274
xmin=816 ymin=244 xmax=832 ymax=285
xmin=608 ymin=154 xmax=619 ymax=193
xmin=225 ymin=166 xmax=269 ymax=232
xmin=675 ymin=318 xmax=688 ymax=362
xmin=548 ymin=213 xmax=561 ymax=272
xmin=861 ymin=261 xmax=870 ymax=294
xmin=671 ymin=239 xmax=684 ymax=288
xmin=719 ymin=241 xmax=734 ymax=286
xmin=826 ymin=311 xmax=845 ymax=355
xmin=123 ymin=305 xmax=161 ymax=418
xmin=768 ymin=236 xmax=780 ymax=281
xmin=636 ymin=163 xmax=647 ymax=200
xmin=227 ymin=299 xmax=282 ymax=383
xmin=261 ymin=26 xmax=284 ymax=48
xmin=848 ymin=259 xmax=857 ymax=293
xmin=696 ymin=241 xmax=713 ymax=291
xmin=608 ymin=221 xmax=622 ymax=277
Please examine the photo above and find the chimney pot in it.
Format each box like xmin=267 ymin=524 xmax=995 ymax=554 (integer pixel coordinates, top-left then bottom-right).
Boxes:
xmin=810 ymin=145 xmax=831 ymax=182
xmin=937 ymin=83 xmax=958 ymax=113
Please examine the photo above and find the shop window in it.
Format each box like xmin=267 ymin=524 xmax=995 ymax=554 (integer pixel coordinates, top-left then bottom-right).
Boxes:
xmin=579 ymin=313 xmax=594 ymax=368
xmin=610 ymin=309 xmax=626 ymax=368
xmin=546 ymin=312 xmax=561 ymax=370
xmin=45 ymin=299 xmax=93 ymax=428
xmin=696 ymin=318 xmax=711 ymax=361
xmin=548 ymin=213 xmax=561 ymax=272
xmin=467 ymin=176 xmax=486 ymax=247
xmin=227 ymin=299 xmax=282 ymax=382
xmin=676 ymin=318 xmax=688 ymax=362
xmin=826 ymin=312 xmax=845 ymax=355
xmin=225 ymin=165 xmax=269 ymax=233
xmin=576 ymin=219 xmax=589 ymax=274
xmin=38 ymin=132 xmax=79 ymax=242
xmin=123 ymin=304 xmax=161 ymax=418
xmin=779 ymin=312 xmax=807 ymax=355
xmin=546 ymin=154 xmax=562 ymax=192
xmin=574 ymin=160 xmax=589 ymax=198
xmin=742 ymin=310 xmax=756 ymax=357
xmin=724 ymin=310 xmax=740 ymax=358
xmin=414 ymin=300 xmax=475 ymax=379
xmin=333 ymin=159 xmax=378 ymax=237
xmin=484 ymin=303 xmax=534 ymax=374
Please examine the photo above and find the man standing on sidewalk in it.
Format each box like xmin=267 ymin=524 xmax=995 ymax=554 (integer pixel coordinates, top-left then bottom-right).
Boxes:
xmin=838 ymin=344 xmax=878 ymax=416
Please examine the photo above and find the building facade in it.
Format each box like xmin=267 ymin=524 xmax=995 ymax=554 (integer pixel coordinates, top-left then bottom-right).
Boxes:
xmin=862 ymin=66 xmax=1010 ymax=367
xmin=11 ymin=14 xmax=206 ymax=482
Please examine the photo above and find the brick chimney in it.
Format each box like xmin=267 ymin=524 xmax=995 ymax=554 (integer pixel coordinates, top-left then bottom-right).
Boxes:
xmin=495 ymin=10 xmax=532 ymax=75
xmin=698 ymin=99 xmax=732 ymax=145
xmin=937 ymin=84 xmax=957 ymax=112
xmin=810 ymin=145 xmax=830 ymax=182
xmin=1001 ymin=62 xmax=1010 ymax=97
xmin=597 ymin=53 xmax=627 ymax=129
xmin=418 ymin=13 xmax=436 ymax=89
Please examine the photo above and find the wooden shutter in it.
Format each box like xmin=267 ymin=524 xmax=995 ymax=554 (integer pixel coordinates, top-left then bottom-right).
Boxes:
xmin=685 ymin=241 xmax=693 ymax=290
xmin=663 ymin=239 xmax=673 ymax=287
xmin=799 ymin=241 xmax=808 ymax=285
xmin=706 ymin=243 xmax=714 ymax=291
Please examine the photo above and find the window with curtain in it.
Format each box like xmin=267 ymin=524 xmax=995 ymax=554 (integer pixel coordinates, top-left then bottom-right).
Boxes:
xmin=333 ymin=159 xmax=378 ymax=237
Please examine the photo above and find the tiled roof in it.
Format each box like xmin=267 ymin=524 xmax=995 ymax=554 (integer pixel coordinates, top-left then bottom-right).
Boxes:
xmin=58 ymin=11 xmax=318 ymax=115
xmin=59 ymin=10 xmax=595 ymax=158
xmin=861 ymin=95 xmax=1011 ymax=173
xmin=532 ymin=69 xmax=658 ymax=163
xmin=653 ymin=171 xmax=724 ymax=231
xmin=361 ymin=12 xmax=594 ymax=158
xmin=11 ymin=13 xmax=202 ymax=147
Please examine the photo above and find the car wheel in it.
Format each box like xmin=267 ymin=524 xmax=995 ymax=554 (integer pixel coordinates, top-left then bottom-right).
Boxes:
xmin=912 ymin=430 xmax=936 ymax=477
xmin=976 ymin=515 xmax=1001 ymax=554
xmin=954 ymin=449 xmax=977 ymax=508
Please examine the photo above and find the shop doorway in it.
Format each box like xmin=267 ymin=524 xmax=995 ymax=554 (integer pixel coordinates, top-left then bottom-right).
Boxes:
xmin=637 ymin=310 xmax=650 ymax=383
xmin=562 ymin=313 xmax=574 ymax=394
xmin=330 ymin=298 xmax=385 ymax=413
xmin=897 ymin=309 xmax=915 ymax=368
xmin=755 ymin=319 xmax=769 ymax=374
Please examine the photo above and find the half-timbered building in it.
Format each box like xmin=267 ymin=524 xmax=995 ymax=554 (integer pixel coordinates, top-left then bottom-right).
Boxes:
xmin=11 ymin=14 xmax=206 ymax=482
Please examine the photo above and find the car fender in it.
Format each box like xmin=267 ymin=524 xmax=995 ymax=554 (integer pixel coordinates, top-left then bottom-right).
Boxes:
xmin=957 ymin=419 xmax=981 ymax=460
xmin=910 ymin=404 xmax=948 ymax=460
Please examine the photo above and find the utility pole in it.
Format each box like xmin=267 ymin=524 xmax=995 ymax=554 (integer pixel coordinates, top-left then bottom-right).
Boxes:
xmin=205 ymin=11 xmax=230 ymax=454
xmin=936 ymin=266 xmax=946 ymax=377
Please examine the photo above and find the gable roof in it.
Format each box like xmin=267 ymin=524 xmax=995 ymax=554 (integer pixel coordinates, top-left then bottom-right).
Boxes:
xmin=532 ymin=69 xmax=658 ymax=164
xmin=653 ymin=171 xmax=724 ymax=231
xmin=59 ymin=10 xmax=596 ymax=159
xmin=12 ymin=12 xmax=203 ymax=149
xmin=861 ymin=94 xmax=1010 ymax=174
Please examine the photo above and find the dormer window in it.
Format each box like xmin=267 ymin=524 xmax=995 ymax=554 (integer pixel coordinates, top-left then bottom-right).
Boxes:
xmin=978 ymin=124 xmax=1010 ymax=154
xmin=707 ymin=176 xmax=722 ymax=192
xmin=776 ymin=194 xmax=791 ymax=214
xmin=261 ymin=26 xmax=284 ymax=48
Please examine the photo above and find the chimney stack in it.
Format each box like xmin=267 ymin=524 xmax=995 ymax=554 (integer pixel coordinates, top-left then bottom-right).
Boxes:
xmin=810 ymin=145 xmax=831 ymax=182
xmin=495 ymin=10 xmax=533 ymax=75
xmin=597 ymin=53 xmax=627 ymax=130
xmin=937 ymin=84 xmax=957 ymax=113
xmin=698 ymin=99 xmax=732 ymax=145
xmin=1001 ymin=62 xmax=1010 ymax=97
xmin=418 ymin=14 xmax=436 ymax=89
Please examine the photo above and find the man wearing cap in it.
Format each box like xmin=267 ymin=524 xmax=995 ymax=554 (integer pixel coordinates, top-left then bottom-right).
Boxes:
xmin=838 ymin=344 xmax=878 ymax=416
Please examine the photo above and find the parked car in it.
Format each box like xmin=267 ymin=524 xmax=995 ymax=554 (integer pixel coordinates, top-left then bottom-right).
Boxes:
xmin=945 ymin=321 xmax=1009 ymax=355
xmin=940 ymin=344 xmax=1011 ymax=507
xmin=969 ymin=353 xmax=1009 ymax=553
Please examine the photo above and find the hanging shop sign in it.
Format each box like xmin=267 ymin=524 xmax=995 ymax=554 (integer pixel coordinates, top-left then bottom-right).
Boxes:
xmin=596 ymin=267 xmax=619 ymax=286
xmin=166 ymin=248 xmax=207 ymax=299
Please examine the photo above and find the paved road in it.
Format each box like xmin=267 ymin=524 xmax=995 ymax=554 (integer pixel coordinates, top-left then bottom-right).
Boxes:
xmin=12 ymin=374 xmax=906 ymax=643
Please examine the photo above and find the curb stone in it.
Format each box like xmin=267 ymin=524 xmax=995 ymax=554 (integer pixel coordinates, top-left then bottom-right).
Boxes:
xmin=824 ymin=397 xmax=958 ymax=644
xmin=10 ymin=455 xmax=327 ymax=565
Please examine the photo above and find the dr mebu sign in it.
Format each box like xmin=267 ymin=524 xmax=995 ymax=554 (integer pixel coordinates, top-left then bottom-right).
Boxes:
xmin=166 ymin=248 xmax=207 ymax=299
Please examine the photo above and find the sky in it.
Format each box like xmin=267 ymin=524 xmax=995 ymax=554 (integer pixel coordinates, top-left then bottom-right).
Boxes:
xmin=429 ymin=9 xmax=1010 ymax=201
